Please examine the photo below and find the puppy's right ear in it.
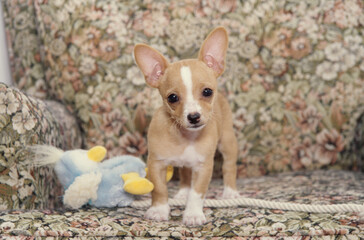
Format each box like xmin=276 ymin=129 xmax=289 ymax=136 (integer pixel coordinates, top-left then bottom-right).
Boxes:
xmin=134 ymin=44 xmax=169 ymax=88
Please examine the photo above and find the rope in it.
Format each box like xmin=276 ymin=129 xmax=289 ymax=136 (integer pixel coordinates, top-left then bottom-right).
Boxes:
xmin=131 ymin=197 xmax=364 ymax=218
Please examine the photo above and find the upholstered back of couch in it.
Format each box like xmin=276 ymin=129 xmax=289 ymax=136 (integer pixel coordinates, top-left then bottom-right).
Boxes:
xmin=3 ymin=0 xmax=364 ymax=178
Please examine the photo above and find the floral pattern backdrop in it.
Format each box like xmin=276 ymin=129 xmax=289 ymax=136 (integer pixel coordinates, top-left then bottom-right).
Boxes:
xmin=2 ymin=0 xmax=48 ymax=99
xmin=1 ymin=1 xmax=364 ymax=237
xmin=3 ymin=0 xmax=364 ymax=178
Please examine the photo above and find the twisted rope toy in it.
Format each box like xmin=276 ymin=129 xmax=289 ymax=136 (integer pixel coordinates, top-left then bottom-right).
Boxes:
xmin=132 ymin=197 xmax=364 ymax=220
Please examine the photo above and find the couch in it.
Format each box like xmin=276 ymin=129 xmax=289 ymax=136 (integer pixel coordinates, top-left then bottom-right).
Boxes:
xmin=0 ymin=0 xmax=363 ymax=238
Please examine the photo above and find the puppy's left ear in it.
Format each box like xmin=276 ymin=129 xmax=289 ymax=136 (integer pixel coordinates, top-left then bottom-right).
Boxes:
xmin=134 ymin=44 xmax=169 ymax=88
xmin=198 ymin=27 xmax=228 ymax=77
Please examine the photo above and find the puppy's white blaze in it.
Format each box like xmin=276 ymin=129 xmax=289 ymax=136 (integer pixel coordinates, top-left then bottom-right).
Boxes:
xmin=180 ymin=66 xmax=202 ymax=120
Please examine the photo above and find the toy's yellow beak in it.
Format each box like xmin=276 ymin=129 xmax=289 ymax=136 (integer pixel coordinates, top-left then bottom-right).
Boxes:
xmin=87 ymin=146 xmax=107 ymax=162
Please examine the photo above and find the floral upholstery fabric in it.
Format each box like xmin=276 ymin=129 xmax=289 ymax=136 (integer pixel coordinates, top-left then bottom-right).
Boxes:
xmin=1 ymin=1 xmax=364 ymax=237
xmin=27 ymin=0 xmax=364 ymax=178
xmin=2 ymin=0 xmax=48 ymax=99
xmin=0 ymin=171 xmax=363 ymax=238
xmin=0 ymin=83 xmax=82 ymax=209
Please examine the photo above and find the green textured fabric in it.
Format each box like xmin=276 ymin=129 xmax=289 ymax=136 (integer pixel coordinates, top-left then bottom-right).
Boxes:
xmin=0 ymin=83 xmax=82 ymax=209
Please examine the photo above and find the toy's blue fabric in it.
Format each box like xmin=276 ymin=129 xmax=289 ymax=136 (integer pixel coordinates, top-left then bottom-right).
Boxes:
xmin=54 ymin=150 xmax=87 ymax=189
xmin=93 ymin=156 xmax=146 ymax=207
xmin=54 ymin=151 xmax=147 ymax=207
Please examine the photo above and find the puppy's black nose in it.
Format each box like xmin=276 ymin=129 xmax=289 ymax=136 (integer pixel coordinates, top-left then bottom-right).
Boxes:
xmin=187 ymin=112 xmax=201 ymax=124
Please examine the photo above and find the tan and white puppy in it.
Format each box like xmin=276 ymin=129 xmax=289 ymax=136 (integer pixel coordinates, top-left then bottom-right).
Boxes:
xmin=134 ymin=27 xmax=239 ymax=226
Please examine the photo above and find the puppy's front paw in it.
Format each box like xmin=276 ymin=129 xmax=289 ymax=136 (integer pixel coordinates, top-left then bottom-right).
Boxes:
xmin=183 ymin=210 xmax=206 ymax=226
xmin=221 ymin=186 xmax=240 ymax=199
xmin=145 ymin=204 xmax=170 ymax=221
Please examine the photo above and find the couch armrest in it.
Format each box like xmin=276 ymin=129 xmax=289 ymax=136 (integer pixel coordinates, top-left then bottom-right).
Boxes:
xmin=0 ymin=83 xmax=82 ymax=209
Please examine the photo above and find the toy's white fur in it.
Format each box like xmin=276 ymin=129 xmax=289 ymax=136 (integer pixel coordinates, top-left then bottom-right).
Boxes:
xmin=63 ymin=172 xmax=102 ymax=209
xmin=30 ymin=145 xmax=64 ymax=166
xmin=69 ymin=151 xmax=98 ymax=172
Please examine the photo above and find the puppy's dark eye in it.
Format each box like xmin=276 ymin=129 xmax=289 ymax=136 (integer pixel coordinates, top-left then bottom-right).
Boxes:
xmin=202 ymin=88 xmax=213 ymax=97
xmin=167 ymin=94 xmax=179 ymax=103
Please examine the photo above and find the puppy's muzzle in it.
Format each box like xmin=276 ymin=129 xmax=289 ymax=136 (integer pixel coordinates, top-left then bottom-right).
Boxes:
xmin=187 ymin=112 xmax=201 ymax=124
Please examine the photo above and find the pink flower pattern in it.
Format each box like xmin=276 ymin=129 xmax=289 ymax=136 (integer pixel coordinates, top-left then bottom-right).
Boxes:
xmin=3 ymin=0 xmax=364 ymax=179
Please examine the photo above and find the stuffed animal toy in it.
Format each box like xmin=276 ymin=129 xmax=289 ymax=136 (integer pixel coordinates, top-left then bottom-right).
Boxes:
xmin=31 ymin=145 xmax=173 ymax=209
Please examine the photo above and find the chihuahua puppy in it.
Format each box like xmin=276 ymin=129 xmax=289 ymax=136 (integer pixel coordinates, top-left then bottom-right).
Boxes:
xmin=134 ymin=27 xmax=239 ymax=226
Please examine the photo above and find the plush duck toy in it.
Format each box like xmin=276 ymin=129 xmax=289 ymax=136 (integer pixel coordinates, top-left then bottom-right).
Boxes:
xmin=32 ymin=145 xmax=173 ymax=209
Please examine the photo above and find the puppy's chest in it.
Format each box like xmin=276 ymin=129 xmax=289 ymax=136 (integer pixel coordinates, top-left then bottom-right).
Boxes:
xmin=158 ymin=144 xmax=205 ymax=169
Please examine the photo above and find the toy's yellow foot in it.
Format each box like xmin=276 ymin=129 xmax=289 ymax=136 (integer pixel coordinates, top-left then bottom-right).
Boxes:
xmin=122 ymin=172 xmax=154 ymax=195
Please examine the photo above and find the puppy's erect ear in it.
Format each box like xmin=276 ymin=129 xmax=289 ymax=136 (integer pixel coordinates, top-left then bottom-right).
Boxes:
xmin=134 ymin=44 xmax=169 ymax=88
xmin=198 ymin=27 xmax=228 ymax=77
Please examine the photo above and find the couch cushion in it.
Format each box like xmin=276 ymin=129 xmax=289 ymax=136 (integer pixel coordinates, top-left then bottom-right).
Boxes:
xmin=33 ymin=0 xmax=364 ymax=177
xmin=0 ymin=83 xmax=82 ymax=209
xmin=0 ymin=170 xmax=362 ymax=238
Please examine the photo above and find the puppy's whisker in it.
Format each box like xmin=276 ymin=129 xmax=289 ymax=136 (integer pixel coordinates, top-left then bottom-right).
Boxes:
xmin=208 ymin=109 xmax=217 ymax=122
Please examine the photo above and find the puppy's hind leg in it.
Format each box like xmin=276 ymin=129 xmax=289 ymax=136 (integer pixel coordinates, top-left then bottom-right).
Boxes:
xmin=174 ymin=167 xmax=191 ymax=200
xmin=218 ymin=127 xmax=240 ymax=199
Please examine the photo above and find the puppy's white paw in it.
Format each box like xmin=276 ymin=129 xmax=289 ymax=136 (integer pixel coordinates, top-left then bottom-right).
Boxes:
xmin=145 ymin=204 xmax=170 ymax=221
xmin=183 ymin=189 xmax=206 ymax=225
xmin=183 ymin=210 xmax=206 ymax=226
xmin=174 ymin=188 xmax=190 ymax=200
xmin=221 ymin=186 xmax=240 ymax=199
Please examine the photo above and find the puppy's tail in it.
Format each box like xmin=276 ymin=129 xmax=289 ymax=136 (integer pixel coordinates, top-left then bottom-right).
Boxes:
xmin=28 ymin=145 xmax=64 ymax=167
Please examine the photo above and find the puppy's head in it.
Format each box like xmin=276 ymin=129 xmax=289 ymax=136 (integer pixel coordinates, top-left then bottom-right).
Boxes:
xmin=134 ymin=27 xmax=228 ymax=131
